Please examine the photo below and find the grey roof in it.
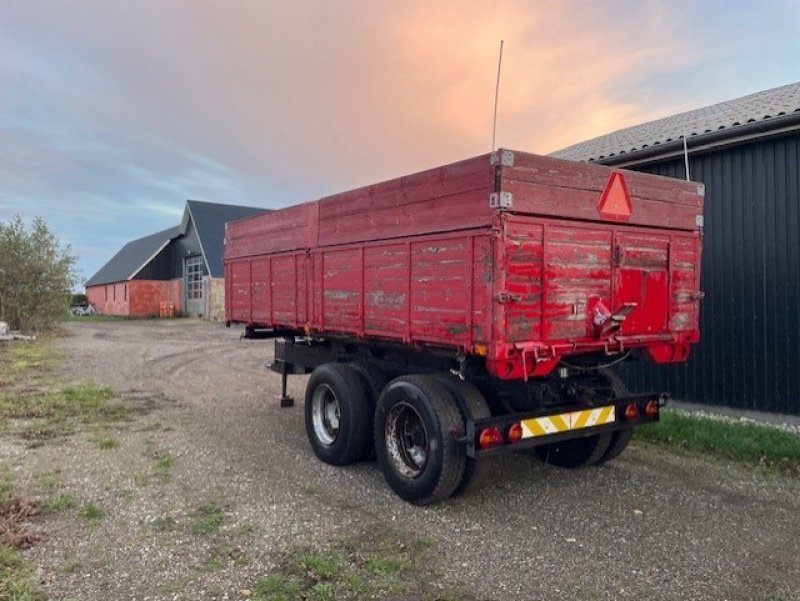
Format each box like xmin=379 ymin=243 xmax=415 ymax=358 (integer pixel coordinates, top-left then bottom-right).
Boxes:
xmin=183 ymin=200 xmax=268 ymax=277
xmin=551 ymin=81 xmax=800 ymax=164
xmin=85 ymin=225 xmax=180 ymax=286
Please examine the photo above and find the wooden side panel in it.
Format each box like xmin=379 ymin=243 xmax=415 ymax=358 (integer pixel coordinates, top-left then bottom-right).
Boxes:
xmin=504 ymin=220 xmax=543 ymax=341
xmin=544 ymin=226 xmax=613 ymax=340
xmin=228 ymin=260 xmax=251 ymax=323
xmin=409 ymin=236 xmax=473 ymax=343
xmin=669 ymin=235 xmax=701 ymax=332
xmin=320 ymin=248 xmax=362 ymax=332
xmin=225 ymin=202 xmax=319 ymax=259
xmin=363 ymin=243 xmax=409 ymax=336
xmin=250 ymin=258 xmax=271 ymax=323
xmin=317 ymin=156 xmax=494 ymax=246
xmin=272 ymin=255 xmax=299 ymax=325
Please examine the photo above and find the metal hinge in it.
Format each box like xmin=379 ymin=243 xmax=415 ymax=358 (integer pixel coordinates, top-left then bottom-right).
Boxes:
xmin=695 ymin=215 xmax=704 ymax=227
xmin=490 ymin=149 xmax=514 ymax=166
xmin=495 ymin=292 xmax=521 ymax=303
xmin=489 ymin=191 xmax=513 ymax=209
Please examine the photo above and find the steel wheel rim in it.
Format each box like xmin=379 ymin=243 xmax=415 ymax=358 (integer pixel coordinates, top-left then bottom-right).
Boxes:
xmin=385 ymin=401 xmax=429 ymax=478
xmin=311 ymin=383 xmax=340 ymax=446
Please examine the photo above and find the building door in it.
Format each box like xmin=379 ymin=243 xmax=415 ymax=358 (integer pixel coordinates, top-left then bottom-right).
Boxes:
xmin=184 ymin=255 xmax=204 ymax=316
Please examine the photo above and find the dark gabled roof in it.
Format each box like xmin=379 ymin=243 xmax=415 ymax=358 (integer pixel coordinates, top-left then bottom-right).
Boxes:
xmin=85 ymin=225 xmax=180 ymax=286
xmin=551 ymin=81 xmax=800 ymax=165
xmin=183 ymin=200 xmax=268 ymax=277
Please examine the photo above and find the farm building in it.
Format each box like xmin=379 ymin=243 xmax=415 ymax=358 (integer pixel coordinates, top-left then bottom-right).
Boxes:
xmin=552 ymin=80 xmax=800 ymax=415
xmin=85 ymin=200 xmax=267 ymax=320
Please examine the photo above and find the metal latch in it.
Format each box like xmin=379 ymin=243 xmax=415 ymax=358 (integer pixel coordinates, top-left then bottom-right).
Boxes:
xmin=496 ymin=292 xmax=521 ymax=303
xmin=489 ymin=191 xmax=513 ymax=209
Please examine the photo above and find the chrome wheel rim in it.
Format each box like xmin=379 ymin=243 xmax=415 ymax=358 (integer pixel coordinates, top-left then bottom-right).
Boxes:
xmin=385 ymin=402 xmax=429 ymax=478
xmin=311 ymin=383 xmax=340 ymax=446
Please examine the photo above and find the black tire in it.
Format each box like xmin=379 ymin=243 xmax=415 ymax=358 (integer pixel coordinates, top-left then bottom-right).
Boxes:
xmin=432 ymin=374 xmax=493 ymax=496
xmin=349 ymin=361 xmax=389 ymax=460
xmin=534 ymin=432 xmax=613 ymax=468
xmin=596 ymin=368 xmax=633 ymax=464
xmin=304 ymin=363 xmax=372 ymax=466
xmin=374 ymin=375 xmax=466 ymax=505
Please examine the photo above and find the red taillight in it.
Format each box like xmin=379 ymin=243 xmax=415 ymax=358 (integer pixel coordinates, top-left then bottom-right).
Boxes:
xmin=624 ymin=403 xmax=639 ymax=421
xmin=478 ymin=426 xmax=504 ymax=449
xmin=645 ymin=400 xmax=659 ymax=418
xmin=507 ymin=422 xmax=523 ymax=444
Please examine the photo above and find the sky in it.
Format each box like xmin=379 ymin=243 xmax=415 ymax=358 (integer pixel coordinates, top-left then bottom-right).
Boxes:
xmin=1 ymin=0 xmax=799 ymax=284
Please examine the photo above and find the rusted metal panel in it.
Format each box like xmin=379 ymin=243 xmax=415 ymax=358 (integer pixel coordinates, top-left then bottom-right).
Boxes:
xmin=225 ymin=149 xmax=703 ymax=379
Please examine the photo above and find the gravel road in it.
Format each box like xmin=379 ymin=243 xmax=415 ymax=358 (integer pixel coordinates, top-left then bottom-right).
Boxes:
xmin=14 ymin=320 xmax=800 ymax=600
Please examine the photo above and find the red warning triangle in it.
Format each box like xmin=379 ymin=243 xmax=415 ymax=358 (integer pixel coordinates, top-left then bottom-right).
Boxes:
xmin=597 ymin=172 xmax=632 ymax=222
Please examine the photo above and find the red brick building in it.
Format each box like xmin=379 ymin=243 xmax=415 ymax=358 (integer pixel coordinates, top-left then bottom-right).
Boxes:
xmin=85 ymin=200 xmax=266 ymax=318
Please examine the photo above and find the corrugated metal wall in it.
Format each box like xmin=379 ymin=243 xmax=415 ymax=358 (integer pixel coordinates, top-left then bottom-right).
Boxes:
xmin=617 ymin=132 xmax=800 ymax=415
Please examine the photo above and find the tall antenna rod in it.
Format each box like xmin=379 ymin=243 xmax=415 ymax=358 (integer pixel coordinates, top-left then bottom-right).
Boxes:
xmin=492 ymin=40 xmax=504 ymax=151
xmin=682 ymin=127 xmax=691 ymax=181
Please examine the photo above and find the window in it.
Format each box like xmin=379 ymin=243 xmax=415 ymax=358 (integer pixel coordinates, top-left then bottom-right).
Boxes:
xmin=124 ymin=284 xmax=127 ymax=301
xmin=185 ymin=256 xmax=204 ymax=300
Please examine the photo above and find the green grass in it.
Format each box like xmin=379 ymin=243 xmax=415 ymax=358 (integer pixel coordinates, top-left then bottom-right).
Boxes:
xmin=634 ymin=411 xmax=800 ymax=474
xmin=0 ymin=339 xmax=128 ymax=442
xmin=81 ymin=502 xmax=103 ymax=526
xmin=250 ymin=524 xmax=461 ymax=601
xmin=190 ymin=504 xmax=225 ymax=535
xmin=94 ymin=436 xmax=119 ymax=450
xmin=43 ymin=492 xmax=77 ymax=513
xmin=152 ymin=515 xmax=178 ymax=532
xmin=0 ymin=546 xmax=44 ymax=601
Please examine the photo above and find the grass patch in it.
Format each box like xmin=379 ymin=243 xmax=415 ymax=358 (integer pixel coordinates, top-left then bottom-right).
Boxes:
xmin=251 ymin=523 xmax=461 ymax=601
xmin=0 ymin=546 xmax=44 ymax=601
xmin=152 ymin=515 xmax=178 ymax=532
xmin=94 ymin=436 xmax=119 ymax=450
xmin=190 ymin=504 xmax=225 ymax=535
xmin=0 ymin=338 xmax=128 ymax=442
xmin=62 ymin=561 xmax=81 ymax=574
xmin=635 ymin=411 xmax=800 ymax=474
xmin=80 ymin=502 xmax=103 ymax=526
xmin=194 ymin=543 xmax=250 ymax=573
xmin=43 ymin=492 xmax=76 ymax=513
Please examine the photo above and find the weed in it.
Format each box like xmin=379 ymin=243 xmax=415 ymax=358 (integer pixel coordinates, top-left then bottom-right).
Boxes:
xmin=252 ymin=575 xmax=301 ymax=601
xmin=634 ymin=411 xmax=800 ymax=474
xmin=62 ymin=561 xmax=81 ymax=574
xmin=36 ymin=473 xmax=60 ymax=492
xmin=194 ymin=543 xmax=250 ymax=573
xmin=95 ymin=436 xmax=119 ymax=450
xmin=250 ymin=523 xmax=457 ymax=601
xmin=302 ymin=484 xmax=317 ymax=496
xmin=0 ymin=546 xmax=44 ymax=601
xmin=81 ymin=502 xmax=103 ymax=526
xmin=190 ymin=504 xmax=225 ymax=535
xmin=44 ymin=492 xmax=76 ymax=513
xmin=152 ymin=516 xmax=177 ymax=532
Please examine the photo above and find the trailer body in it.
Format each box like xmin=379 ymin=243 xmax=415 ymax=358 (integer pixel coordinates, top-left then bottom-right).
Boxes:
xmin=224 ymin=149 xmax=704 ymax=505
xmin=226 ymin=150 xmax=703 ymax=377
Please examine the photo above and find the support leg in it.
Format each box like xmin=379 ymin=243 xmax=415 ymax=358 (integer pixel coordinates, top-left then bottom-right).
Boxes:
xmin=279 ymin=368 xmax=294 ymax=407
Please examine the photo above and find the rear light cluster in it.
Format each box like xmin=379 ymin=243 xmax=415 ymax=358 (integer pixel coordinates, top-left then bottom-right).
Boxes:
xmin=478 ymin=422 xmax=524 ymax=450
xmin=623 ymin=400 xmax=660 ymax=422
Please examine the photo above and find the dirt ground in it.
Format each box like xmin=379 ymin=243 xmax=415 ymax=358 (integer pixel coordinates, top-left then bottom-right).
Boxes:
xmin=7 ymin=319 xmax=800 ymax=600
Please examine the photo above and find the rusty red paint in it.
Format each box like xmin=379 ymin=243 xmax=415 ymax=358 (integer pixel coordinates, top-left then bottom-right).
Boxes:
xmin=225 ymin=149 xmax=703 ymax=379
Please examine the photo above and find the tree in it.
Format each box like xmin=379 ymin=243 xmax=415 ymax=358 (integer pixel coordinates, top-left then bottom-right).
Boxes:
xmin=0 ymin=215 xmax=78 ymax=333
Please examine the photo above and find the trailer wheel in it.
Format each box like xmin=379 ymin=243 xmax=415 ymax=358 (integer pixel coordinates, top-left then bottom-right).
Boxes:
xmin=374 ymin=375 xmax=466 ymax=505
xmin=305 ymin=363 xmax=371 ymax=466
xmin=349 ymin=361 xmax=389 ymax=460
xmin=534 ymin=432 xmax=613 ymax=468
xmin=596 ymin=368 xmax=633 ymax=464
xmin=432 ymin=374 xmax=493 ymax=496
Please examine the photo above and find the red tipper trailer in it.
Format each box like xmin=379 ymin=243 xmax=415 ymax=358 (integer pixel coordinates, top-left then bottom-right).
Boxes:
xmin=225 ymin=149 xmax=704 ymax=504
